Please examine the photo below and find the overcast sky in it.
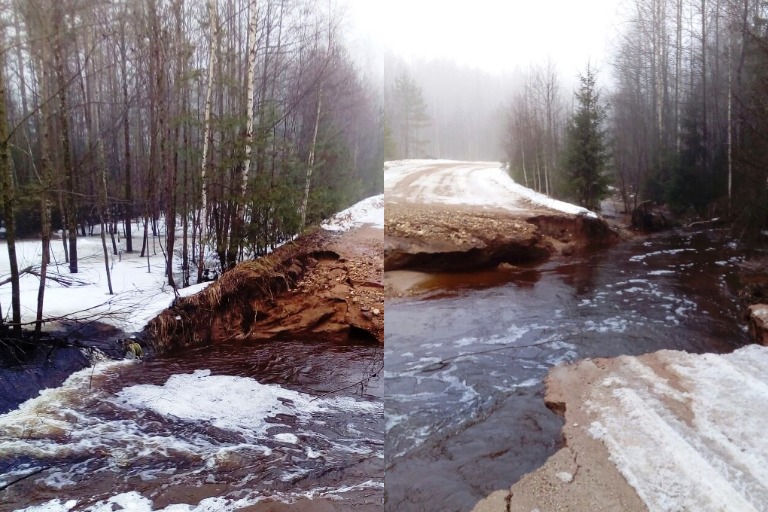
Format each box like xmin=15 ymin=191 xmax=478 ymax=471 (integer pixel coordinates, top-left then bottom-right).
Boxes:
xmin=345 ymin=0 xmax=623 ymax=81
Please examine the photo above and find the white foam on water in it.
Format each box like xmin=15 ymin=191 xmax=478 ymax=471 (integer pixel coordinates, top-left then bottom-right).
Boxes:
xmin=116 ymin=369 xmax=380 ymax=439
xmin=454 ymin=336 xmax=478 ymax=347
xmin=19 ymin=491 xmax=275 ymax=512
xmin=385 ymin=412 xmax=408 ymax=433
xmin=630 ymin=248 xmax=696 ymax=263
xmin=14 ymin=499 xmax=78 ymax=512
xmin=274 ymin=433 xmax=299 ymax=444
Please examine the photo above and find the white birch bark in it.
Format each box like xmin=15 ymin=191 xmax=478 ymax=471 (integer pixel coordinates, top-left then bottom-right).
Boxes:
xmin=198 ymin=0 xmax=219 ymax=279
xmin=301 ymin=84 xmax=323 ymax=228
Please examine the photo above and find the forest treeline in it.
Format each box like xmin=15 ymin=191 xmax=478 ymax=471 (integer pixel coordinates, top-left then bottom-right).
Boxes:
xmin=0 ymin=0 xmax=389 ymax=332
xmin=506 ymin=0 xmax=768 ymax=236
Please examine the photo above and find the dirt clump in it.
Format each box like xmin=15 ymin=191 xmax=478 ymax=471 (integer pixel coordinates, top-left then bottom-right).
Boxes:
xmin=146 ymin=226 xmax=383 ymax=352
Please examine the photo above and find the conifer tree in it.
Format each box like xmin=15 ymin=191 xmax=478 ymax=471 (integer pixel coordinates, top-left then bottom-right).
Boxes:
xmin=392 ymin=72 xmax=430 ymax=158
xmin=562 ymin=65 xmax=610 ymax=211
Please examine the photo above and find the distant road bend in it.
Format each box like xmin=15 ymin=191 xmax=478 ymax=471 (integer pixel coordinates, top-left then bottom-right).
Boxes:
xmin=383 ymin=160 xmax=614 ymax=274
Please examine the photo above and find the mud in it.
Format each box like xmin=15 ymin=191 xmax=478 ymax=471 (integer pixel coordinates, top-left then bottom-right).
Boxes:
xmin=385 ymin=202 xmax=616 ymax=277
xmin=736 ymin=257 xmax=768 ymax=345
xmin=146 ymin=226 xmax=383 ymax=352
xmin=748 ymin=304 xmax=768 ymax=345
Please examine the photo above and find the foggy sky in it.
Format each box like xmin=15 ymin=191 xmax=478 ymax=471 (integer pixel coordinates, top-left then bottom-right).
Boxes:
xmin=345 ymin=0 xmax=621 ymax=81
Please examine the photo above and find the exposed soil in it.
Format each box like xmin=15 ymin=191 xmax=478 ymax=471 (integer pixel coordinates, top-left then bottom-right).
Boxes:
xmin=384 ymin=162 xmax=618 ymax=286
xmin=146 ymin=226 xmax=383 ymax=352
xmin=736 ymin=257 xmax=768 ymax=345
xmin=385 ymin=203 xmax=616 ymax=276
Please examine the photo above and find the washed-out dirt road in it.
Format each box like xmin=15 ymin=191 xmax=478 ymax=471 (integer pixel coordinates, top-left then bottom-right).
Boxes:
xmin=384 ymin=160 xmax=615 ymax=293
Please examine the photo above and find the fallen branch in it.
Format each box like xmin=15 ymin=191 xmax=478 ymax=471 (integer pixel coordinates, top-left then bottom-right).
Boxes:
xmin=0 ymin=265 xmax=89 ymax=288
xmin=0 ymin=266 xmax=33 ymax=287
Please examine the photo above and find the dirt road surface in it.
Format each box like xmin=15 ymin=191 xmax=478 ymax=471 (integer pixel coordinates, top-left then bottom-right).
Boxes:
xmin=384 ymin=160 xmax=615 ymax=289
xmin=473 ymin=345 xmax=768 ymax=511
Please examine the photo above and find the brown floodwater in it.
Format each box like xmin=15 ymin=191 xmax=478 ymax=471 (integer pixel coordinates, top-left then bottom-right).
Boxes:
xmin=0 ymin=339 xmax=383 ymax=510
xmin=385 ymin=229 xmax=751 ymax=511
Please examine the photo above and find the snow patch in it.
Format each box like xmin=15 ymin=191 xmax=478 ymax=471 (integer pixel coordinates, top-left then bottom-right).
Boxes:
xmin=321 ymin=194 xmax=383 ymax=231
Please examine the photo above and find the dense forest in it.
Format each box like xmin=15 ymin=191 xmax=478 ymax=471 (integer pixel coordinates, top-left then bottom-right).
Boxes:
xmin=506 ymin=0 xmax=768 ymax=237
xmin=0 ymin=0 xmax=387 ymax=330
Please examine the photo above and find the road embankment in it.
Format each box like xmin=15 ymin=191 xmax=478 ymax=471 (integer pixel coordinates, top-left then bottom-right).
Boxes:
xmin=384 ymin=161 xmax=617 ymax=276
xmin=146 ymin=226 xmax=383 ymax=352
xmin=385 ymin=203 xmax=615 ymax=272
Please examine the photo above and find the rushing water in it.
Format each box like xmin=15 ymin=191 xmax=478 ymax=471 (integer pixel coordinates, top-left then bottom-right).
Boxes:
xmin=385 ymin=229 xmax=750 ymax=512
xmin=0 ymin=340 xmax=383 ymax=511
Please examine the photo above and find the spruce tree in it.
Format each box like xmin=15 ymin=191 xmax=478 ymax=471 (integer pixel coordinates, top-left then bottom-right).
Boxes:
xmin=562 ymin=65 xmax=610 ymax=211
xmin=392 ymin=72 xmax=430 ymax=158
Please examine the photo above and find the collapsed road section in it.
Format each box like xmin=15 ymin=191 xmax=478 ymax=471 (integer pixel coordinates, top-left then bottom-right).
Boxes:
xmin=384 ymin=160 xmax=616 ymax=273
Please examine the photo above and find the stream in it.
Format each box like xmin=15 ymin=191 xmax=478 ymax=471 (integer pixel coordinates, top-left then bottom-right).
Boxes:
xmin=0 ymin=339 xmax=383 ymax=511
xmin=385 ymin=229 xmax=750 ymax=511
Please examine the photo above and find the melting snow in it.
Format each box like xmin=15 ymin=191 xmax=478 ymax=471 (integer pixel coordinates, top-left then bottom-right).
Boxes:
xmin=585 ymin=345 xmax=768 ymax=511
xmin=321 ymin=194 xmax=383 ymax=231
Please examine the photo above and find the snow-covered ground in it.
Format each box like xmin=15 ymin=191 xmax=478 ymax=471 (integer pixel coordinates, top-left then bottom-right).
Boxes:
xmin=586 ymin=345 xmax=768 ymax=511
xmin=0 ymin=195 xmax=383 ymax=335
xmin=384 ymin=160 xmax=597 ymax=218
xmin=0 ymin=235 xmax=209 ymax=334
xmin=321 ymin=194 xmax=384 ymax=231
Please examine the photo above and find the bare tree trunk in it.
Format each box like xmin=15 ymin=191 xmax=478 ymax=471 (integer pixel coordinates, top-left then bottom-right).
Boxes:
xmin=53 ymin=5 xmax=78 ymax=273
xmin=301 ymin=84 xmax=322 ymax=228
xmin=198 ymin=0 xmax=219 ymax=281
xmin=227 ymin=0 xmax=259 ymax=269
xmin=0 ymin=65 xmax=21 ymax=335
xmin=727 ymin=28 xmax=732 ymax=211
xmin=676 ymin=0 xmax=682 ymax=152
xmin=94 ymin=63 xmax=114 ymax=295
xmin=120 ymin=23 xmax=133 ymax=253
xmin=521 ymin=144 xmax=528 ymax=187
xmin=34 ymin=57 xmax=53 ymax=338
xmin=701 ymin=0 xmax=708 ymax=158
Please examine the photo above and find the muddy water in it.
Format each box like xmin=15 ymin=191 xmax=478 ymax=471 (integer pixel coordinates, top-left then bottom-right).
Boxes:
xmin=385 ymin=230 xmax=749 ymax=512
xmin=0 ymin=340 xmax=383 ymax=510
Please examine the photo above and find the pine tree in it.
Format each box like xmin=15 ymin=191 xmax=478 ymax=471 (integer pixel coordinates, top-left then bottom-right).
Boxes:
xmin=392 ymin=72 xmax=430 ymax=158
xmin=562 ymin=65 xmax=610 ymax=211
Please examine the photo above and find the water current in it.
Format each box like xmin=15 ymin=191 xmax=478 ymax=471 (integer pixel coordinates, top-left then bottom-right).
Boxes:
xmin=0 ymin=340 xmax=383 ymax=511
xmin=385 ymin=229 xmax=751 ymax=511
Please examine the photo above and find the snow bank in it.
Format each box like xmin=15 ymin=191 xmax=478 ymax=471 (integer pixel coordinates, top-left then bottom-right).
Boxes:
xmin=321 ymin=194 xmax=383 ymax=231
xmin=585 ymin=345 xmax=768 ymax=511
xmin=498 ymin=169 xmax=598 ymax=218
